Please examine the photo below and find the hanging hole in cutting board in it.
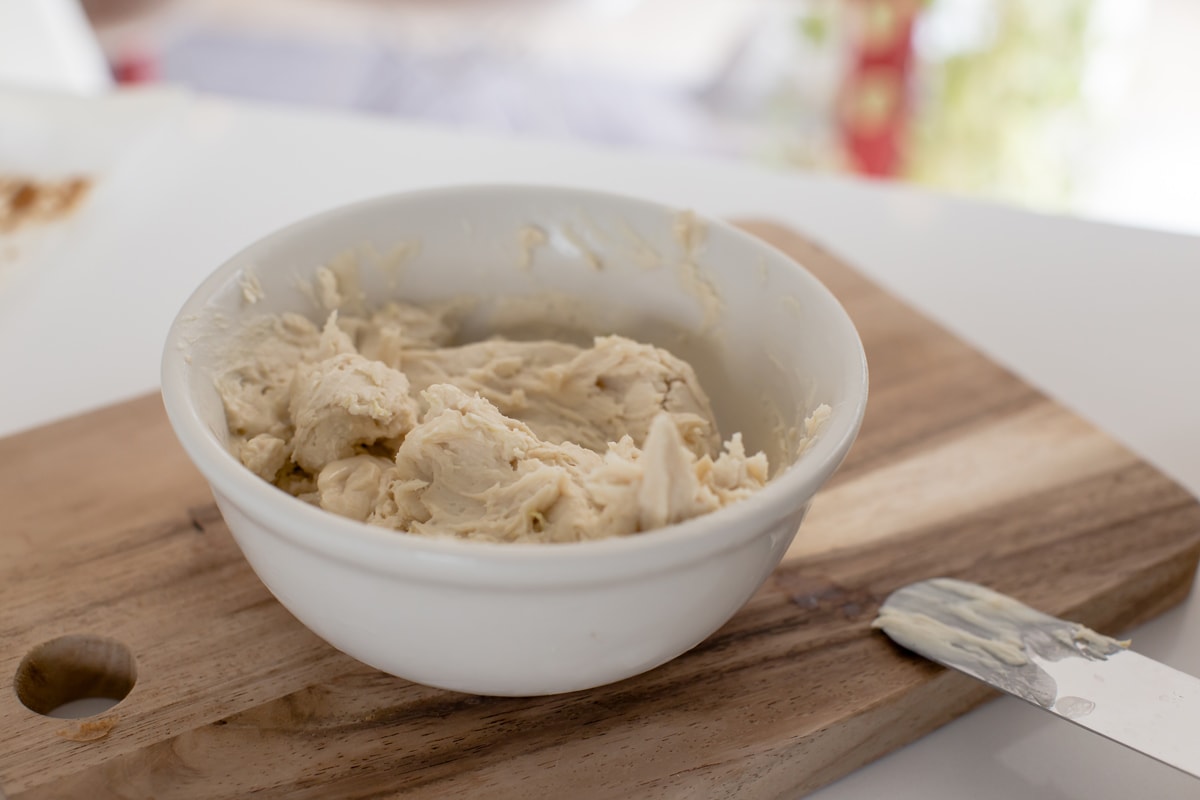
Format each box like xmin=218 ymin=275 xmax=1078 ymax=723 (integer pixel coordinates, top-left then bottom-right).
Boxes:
xmin=13 ymin=634 xmax=136 ymax=719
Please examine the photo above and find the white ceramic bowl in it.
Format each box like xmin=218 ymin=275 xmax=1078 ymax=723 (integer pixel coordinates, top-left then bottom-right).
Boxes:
xmin=161 ymin=185 xmax=867 ymax=696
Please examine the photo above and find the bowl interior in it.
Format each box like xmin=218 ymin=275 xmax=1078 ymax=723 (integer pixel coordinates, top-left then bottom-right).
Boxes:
xmin=167 ymin=185 xmax=864 ymax=491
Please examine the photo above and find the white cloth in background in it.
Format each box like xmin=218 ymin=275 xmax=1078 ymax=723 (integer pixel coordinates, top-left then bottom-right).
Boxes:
xmin=0 ymin=0 xmax=111 ymax=93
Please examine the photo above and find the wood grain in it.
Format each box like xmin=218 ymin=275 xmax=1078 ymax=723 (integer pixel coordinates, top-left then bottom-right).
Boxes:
xmin=2 ymin=221 xmax=1198 ymax=799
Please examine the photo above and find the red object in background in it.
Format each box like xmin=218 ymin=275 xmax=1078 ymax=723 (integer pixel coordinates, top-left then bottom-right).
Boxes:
xmin=838 ymin=0 xmax=919 ymax=177
xmin=113 ymin=51 xmax=158 ymax=84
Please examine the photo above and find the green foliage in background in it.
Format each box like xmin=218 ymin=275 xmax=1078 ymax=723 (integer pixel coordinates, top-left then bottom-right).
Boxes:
xmin=906 ymin=0 xmax=1095 ymax=208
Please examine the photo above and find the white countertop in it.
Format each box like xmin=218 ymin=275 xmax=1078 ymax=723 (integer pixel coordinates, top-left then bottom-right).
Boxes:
xmin=4 ymin=86 xmax=1199 ymax=798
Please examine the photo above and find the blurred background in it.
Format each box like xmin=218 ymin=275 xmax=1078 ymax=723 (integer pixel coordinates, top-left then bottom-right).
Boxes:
xmin=7 ymin=0 xmax=1199 ymax=235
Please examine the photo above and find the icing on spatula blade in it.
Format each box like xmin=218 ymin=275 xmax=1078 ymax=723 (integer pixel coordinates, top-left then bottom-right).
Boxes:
xmin=875 ymin=578 xmax=1200 ymax=779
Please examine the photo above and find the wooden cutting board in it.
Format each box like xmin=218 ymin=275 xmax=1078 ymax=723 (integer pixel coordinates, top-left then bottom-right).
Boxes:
xmin=3 ymin=222 xmax=1199 ymax=800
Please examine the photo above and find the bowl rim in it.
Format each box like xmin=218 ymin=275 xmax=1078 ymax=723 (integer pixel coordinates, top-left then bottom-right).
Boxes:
xmin=161 ymin=183 xmax=868 ymax=587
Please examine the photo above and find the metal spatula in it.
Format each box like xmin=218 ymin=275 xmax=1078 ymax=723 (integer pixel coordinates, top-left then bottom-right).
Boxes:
xmin=875 ymin=578 xmax=1200 ymax=779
